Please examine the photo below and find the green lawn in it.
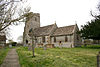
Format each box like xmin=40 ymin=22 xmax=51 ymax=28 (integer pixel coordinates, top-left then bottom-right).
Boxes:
xmin=16 ymin=45 xmax=100 ymax=67
xmin=0 ymin=47 xmax=10 ymax=65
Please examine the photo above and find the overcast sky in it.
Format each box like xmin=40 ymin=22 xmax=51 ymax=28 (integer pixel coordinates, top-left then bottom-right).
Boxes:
xmin=9 ymin=0 xmax=99 ymax=42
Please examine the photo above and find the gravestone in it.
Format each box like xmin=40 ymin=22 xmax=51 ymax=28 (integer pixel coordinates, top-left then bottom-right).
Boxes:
xmin=43 ymin=44 xmax=47 ymax=50
xmin=9 ymin=44 xmax=12 ymax=48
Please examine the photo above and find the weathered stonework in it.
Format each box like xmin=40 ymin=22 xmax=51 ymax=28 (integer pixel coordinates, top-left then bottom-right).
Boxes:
xmin=23 ymin=12 xmax=81 ymax=48
xmin=23 ymin=12 xmax=40 ymax=46
xmin=0 ymin=32 xmax=6 ymax=48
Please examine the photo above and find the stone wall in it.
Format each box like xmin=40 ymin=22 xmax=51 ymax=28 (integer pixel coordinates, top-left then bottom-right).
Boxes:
xmin=73 ymin=24 xmax=81 ymax=47
xmin=35 ymin=35 xmax=75 ymax=48
xmin=0 ymin=33 xmax=6 ymax=47
xmin=23 ymin=13 xmax=40 ymax=46
xmin=51 ymin=35 xmax=74 ymax=48
xmin=36 ymin=36 xmax=50 ymax=45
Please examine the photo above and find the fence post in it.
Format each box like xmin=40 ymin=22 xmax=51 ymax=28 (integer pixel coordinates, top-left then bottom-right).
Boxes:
xmin=97 ymin=51 xmax=100 ymax=67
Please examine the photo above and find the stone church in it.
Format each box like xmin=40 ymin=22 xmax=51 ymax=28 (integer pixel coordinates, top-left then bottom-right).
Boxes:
xmin=23 ymin=12 xmax=81 ymax=48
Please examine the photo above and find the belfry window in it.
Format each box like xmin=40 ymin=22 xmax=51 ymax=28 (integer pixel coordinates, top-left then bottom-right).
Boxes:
xmin=35 ymin=17 xmax=37 ymax=21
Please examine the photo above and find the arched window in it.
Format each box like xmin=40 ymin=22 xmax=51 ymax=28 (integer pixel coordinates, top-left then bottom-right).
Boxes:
xmin=42 ymin=36 xmax=45 ymax=43
xmin=35 ymin=17 xmax=37 ymax=21
xmin=26 ymin=40 xmax=28 ymax=44
xmin=54 ymin=37 xmax=56 ymax=42
xmin=77 ymin=35 xmax=79 ymax=40
xmin=65 ymin=36 xmax=68 ymax=42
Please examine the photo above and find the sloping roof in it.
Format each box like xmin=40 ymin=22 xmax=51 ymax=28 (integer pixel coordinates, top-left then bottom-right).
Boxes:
xmin=53 ymin=25 xmax=75 ymax=36
xmin=34 ymin=24 xmax=55 ymax=36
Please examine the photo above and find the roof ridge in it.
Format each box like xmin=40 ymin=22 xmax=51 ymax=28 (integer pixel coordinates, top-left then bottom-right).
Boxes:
xmin=34 ymin=23 xmax=54 ymax=30
xmin=53 ymin=24 xmax=76 ymax=36
xmin=58 ymin=25 xmax=75 ymax=28
xmin=40 ymin=23 xmax=54 ymax=28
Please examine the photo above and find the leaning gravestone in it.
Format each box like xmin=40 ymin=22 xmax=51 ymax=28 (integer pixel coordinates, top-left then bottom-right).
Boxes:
xmin=43 ymin=44 xmax=47 ymax=50
xmin=28 ymin=45 xmax=32 ymax=50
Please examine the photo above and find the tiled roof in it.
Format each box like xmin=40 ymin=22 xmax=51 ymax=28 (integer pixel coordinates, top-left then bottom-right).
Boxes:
xmin=32 ymin=24 xmax=76 ymax=36
xmin=53 ymin=25 xmax=75 ymax=36
xmin=34 ymin=24 xmax=55 ymax=36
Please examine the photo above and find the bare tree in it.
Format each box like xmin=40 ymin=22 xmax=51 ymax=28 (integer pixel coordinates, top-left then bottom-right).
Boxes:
xmin=0 ymin=0 xmax=31 ymax=32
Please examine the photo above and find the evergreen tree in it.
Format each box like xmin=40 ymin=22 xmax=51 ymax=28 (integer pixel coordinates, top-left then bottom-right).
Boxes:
xmin=79 ymin=19 xmax=100 ymax=40
xmin=79 ymin=2 xmax=100 ymax=40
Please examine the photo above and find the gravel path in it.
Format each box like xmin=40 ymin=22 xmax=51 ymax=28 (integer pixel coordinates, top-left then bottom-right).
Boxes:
xmin=0 ymin=48 xmax=20 ymax=67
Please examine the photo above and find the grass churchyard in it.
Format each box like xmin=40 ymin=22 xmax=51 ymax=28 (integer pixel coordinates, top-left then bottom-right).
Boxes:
xmin=0 ymin=47 xmax=10 ymax=65
xmin=16 ymin=45 xmax=100 ymax=67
